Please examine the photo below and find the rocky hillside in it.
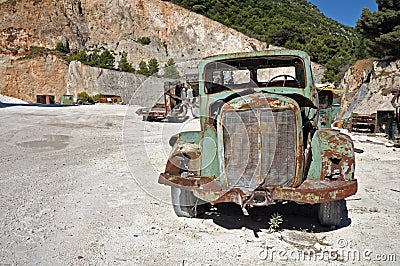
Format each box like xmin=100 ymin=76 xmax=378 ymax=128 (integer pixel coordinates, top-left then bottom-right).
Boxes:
xmin=0 ymin=0 xmax=269 ymax=65
xmin=0 ymin=0 xmax=275 ymax=103
xmin=1 ymin=0 xmax=382 ymax=108
xmin=67 ymin=61 xmax=147 ymax=105
xmin=170 ymin=0 xmax=365 ymax=83
xmin=0 ymin=54 xmax=69 ymax=102
xmin=339 ymin=58 xmax=400 ymax=118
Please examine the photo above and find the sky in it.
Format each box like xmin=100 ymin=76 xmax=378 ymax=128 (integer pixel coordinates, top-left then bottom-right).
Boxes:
xmin=307 ymin=0 xmax=378 ymax=27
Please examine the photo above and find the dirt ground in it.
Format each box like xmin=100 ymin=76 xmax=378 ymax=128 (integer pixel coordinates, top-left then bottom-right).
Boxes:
xmin=0 ymin=104 xmax=399 ymax=265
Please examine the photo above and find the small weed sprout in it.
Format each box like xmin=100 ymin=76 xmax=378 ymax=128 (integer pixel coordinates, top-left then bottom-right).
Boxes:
xmin=268 ymin=212 xmax=283 ymax=232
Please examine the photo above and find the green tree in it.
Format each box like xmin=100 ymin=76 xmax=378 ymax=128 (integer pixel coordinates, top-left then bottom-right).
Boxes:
xmin=356 ymin=0 xmax=400 ymax=58
xmin=98 ymin=50 xmax=115 ymax=70
xmin=91 ymin=94 xmax=101 ymax=103
xmin=169 ymin=0 xmax=366 ymax=83
xmin=148 ymin=58 xmax=159 ymax=76
xmin=164 ymin=58 xmax=180 ymax=79
xmin=87 ymin=49 xmax=100 ymax=67
xmin=118 ymin=52 xmax=135 ymax=72
xmin=137 ymin=60 xmax=149 ymax=76
xmin=77 ymin=91 xmax=90 ymax=102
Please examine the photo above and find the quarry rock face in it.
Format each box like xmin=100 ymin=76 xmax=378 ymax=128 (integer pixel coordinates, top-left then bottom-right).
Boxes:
xmin=0 ymin=0 xmax=387 ymax=108
xmin=0 ymin=54 xmax=69 ymax=103
xmin=339 ymin=58 xmax=400 ymax=118
xmin=0 ymin=0 xmax=273 ymax=103
xmin=67 ymin=60 xmax=147 ymax=104
xmin=0 ymin=0 xmax=269 ymax=66
xmin=0 ymin=27 xmax=30 ymax=56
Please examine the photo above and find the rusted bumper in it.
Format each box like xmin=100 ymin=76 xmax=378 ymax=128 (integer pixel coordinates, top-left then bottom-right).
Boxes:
xmin=269 ymin=179 xmax=357 ymax=203
xmin=159 ymin=173 xmax=217 ymax=189
xmin=159 ymin=173 xmax=357 ymax=204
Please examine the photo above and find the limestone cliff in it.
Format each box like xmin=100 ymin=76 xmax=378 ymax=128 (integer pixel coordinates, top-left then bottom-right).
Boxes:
xmin=0 ymin=0 xmax=275 ymax=102
xmin=0 ymin=54 xmax=69 ymax=102
xmin=0 ymin=0 xmax=269 ymax=66
xmin=67 ymin=61 xmax=146 ymax=104
xmin=339 ymin=58 xmax=400 ymax=118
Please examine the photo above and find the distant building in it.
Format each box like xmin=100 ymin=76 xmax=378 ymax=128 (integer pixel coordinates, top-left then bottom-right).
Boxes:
xmin=36 ymin=95 xmax=55 ymax=104
xmin=99 ymin=95 xmax=123 ymax=104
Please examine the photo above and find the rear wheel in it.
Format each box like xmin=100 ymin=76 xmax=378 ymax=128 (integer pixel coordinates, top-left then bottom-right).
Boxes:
xmin=318 ymin=200 xmax=345 ymax=227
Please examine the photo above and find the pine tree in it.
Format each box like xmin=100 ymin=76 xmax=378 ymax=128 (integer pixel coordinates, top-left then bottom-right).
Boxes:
xmin=164 ymin=58 xmax=180 ymax=79
xmin=148 ymin=58 xmax=160 ymax=76
xmin=71 ymin=51 xmax=88 ymax=63
xmin=137 ymin=60 xmax=149 ymax=76
xmin=356 ymin=0 xmax=400 ymax=58
xmin=118 ymin=52 xmax=135 ymax=73
xmin=98 ymin=50 xmax=115 ymax=70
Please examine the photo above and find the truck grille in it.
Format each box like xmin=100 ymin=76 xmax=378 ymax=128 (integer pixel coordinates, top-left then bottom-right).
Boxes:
xmin=223 ymin=109 xmax=296 ymax=189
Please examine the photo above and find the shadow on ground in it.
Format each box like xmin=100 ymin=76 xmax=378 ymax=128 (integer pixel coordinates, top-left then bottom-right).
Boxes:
xmin=199 ymin=201 xmax=351 ymax=237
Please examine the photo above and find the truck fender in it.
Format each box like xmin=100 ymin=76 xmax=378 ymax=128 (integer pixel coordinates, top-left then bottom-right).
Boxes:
xmin=307 ymin=129 xmax=355 ymax=181
xmin=164 ymin=131 xmax=202 ymax=175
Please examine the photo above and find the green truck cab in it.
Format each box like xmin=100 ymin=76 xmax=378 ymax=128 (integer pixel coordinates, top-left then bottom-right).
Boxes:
xmin=159 ymin=50 xmax=357 ymax=226
xmin=59 ymin=95 xmax=75 ymax=105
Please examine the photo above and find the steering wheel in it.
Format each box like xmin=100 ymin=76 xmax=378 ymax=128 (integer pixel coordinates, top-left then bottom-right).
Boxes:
xmin=266 ymin=74 xmax=301 ymax=88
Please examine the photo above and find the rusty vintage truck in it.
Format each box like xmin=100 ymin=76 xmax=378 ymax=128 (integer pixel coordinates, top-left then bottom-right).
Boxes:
xmin=159 ymin=50 xmax=357 ymax=226
xmin=136 ymin=80 xmax=199 ymax=122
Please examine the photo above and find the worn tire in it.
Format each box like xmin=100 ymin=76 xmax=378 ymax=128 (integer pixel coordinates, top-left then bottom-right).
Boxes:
xmin=170 ymin=154 xmax=208 ymax=217
xmin=318 ymin=200 xmax=345 ymax=227
xmin=171 ymin=187 xmax=199 ymax=218
xmin=191 ymin=105 xmax=200 ymax=118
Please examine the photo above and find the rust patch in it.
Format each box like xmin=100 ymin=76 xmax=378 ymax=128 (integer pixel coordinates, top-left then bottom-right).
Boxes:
xmin=270 ymin=180 xmax=358 ymax=203
xmin=163 ymin=150 xmax=201 ymax=176
xmin=321 ymin=154 xmax=354 ymax=180
xmin=158 ymin=173 xmax=217 ymax=189
xmin=195 ymin=188 xmax=247 ymax=205
xmin=319 ymin=130 xmax=355 ymax=181
xmin=164 ymin=156 xmax=184 ymax=176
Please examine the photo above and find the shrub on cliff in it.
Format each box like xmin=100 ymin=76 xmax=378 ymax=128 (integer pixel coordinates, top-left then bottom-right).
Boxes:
xmin=139 ymin=37 xmax=151 ymax=45
xmin=148 ymin=58 xmax=159 ymax=76
xmin=71 ymin=51 xmax=87 ymax=62
xmin=55 ymin=42 xmax=68 ymax=53
xmin=137 ymin=60 xmax=150 ymax=76
xmin=97 ymin=50 xmax=115 ymax=70
xmin=70 ymin=49 xmax=115 ymax=70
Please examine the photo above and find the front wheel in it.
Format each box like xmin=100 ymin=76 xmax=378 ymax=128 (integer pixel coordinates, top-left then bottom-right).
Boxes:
xmin=171 ymin=187 xmax=200 ymax=218
xmin=170 ymin=154 xmax=208 ymax=217
xmin=318 ymin=200 xmax=345 ymax=227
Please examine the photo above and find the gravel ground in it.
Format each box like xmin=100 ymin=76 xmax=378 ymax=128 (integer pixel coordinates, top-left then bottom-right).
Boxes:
xmin=0 ymin=104 xmax=399 ymax=265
